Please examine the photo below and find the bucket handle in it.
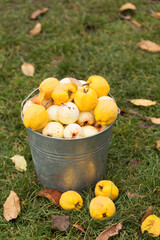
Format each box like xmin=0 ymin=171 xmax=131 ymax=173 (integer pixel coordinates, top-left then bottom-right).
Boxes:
xmin=21 ymin=88 xmax=39 ymax=120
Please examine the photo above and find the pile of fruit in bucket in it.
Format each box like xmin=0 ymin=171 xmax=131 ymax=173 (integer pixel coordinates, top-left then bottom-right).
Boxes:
xmin=23 ymin=75 xmax=118 ymax=138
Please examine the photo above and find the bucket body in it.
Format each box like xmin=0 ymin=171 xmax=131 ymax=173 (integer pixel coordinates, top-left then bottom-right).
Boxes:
xmin=22 ymin=88 xmax=118 ymax=192
xmin=26 ymin=125 xmax=113 ymax=192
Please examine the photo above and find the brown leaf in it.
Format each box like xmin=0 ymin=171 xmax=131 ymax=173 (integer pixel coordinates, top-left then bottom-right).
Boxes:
xmin=156 ymin=140 xmax=160 ymax=149
xmin=30 ymin=22 xmax=41 ymax=36
xmin=21 ymin=62 xmax=35 ymax=77
xmin=3 ymin=191 xmax=21 ymax=221
xmin=38 ymin=189 xmax=62 ymax=206
xmin=138 ymin=122 xmax=153 ymax=129
xmin=141 ymin=206 xmax=152 ymax=224
xmin=96 ymin=223 xmax=122 ymax=240
xmin=119 ymin=13 xmax=131 ymax=20
xmin=52 ymin=215 xmax=70 ymax=231
xmin=128 ymin=20 xmax=141 ymax=29
xmin=128 ymin=99 xmax=157 ymax=106
xmin=31 ymin=8 xmax=49 ymax=20
xmin=120 ymin=109 xmax=129 ymax=115
xmin=119 ymin=3 xmax=136 ymax=12
xmin=52 ymin=56 xmax=64 ymax=67
xmin=72 ymin=224 xmax=86 ymax=233
xmin=150 ymin=117 xmax=160 ymax=125
xmin=69 ymin=77 xmax=83 ymax=87
xmin=127 ymin=192 xmax=145 ymax=198
xmin=130 ymin=159 xmax=140 ymax=167
xmin=151 ymin=10 xmax=160 ymax=19
xmin=138 ymin=40 xmax=160 ymax=52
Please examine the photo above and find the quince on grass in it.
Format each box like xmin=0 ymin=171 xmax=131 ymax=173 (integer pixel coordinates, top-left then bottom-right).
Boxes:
xmin=95 ymin=180 xmax=119 ymax=201
xmin=59 ymin=190 xmax=83 ymax=210
xmin=51 ymin=83 xmax=77 ymax=105
xmin=89 ymin=196 xmax=116 ymax=220
xmin=23 ymin=104 xmax=48 ymax=131
xmin=141 ymin=215 xmax=160 ymax=237
xmin=74 ymin=87 xmax=98 ymax=111
xmin=39 ymin=77 xmax=60 ymax=100
xmin=87 ymin=75 xmax=110 ymax=97
xmin=94 ymin=98 xmax=118 ymax=125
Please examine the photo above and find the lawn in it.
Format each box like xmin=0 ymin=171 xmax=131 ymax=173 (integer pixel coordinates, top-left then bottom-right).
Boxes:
xmin=0 ymin=0 xmax=160 ymax=239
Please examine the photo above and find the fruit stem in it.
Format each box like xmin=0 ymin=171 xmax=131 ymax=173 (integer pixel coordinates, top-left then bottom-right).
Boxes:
xmin=68 ymin=90 xmax=73 ymax=98
xmin=83 ymin=88 xmax=89 ymax=93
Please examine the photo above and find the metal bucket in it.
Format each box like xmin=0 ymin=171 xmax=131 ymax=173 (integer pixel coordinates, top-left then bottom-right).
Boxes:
xmin=21 ymin=89 xmax=119 ymax=192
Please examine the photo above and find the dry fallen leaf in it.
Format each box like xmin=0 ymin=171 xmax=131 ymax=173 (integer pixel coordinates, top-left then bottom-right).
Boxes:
xmin=11 ymin=155 xmax=27 ymax=172
xmin=151 ymin=10 xmax=160 ymax=19
xmin=96 ymin=222 xmax=122 ymax=240
xmin=31 ymin=8 xmax=49 ymax=20
xmin=21 ymin=62 xmax=35 ymax=77
xmin=69 ymin=77 xmax=83 ymax=87
xmin=141 ymin=215 xmax=160 ymax=237
xmin=138 ymin=40 xmax=160 ymax=52
xmin=128 ymin=99 xmax=157 ymax=106
xmin=3 ymin=191 xmax=21 ymax=221
xmin=141 ymin=206 xmax=152 ymax=224
xmin=150 ymin=117 xmax=160 ymax=125
xmin=52 ymin=215 xmax=70 ymax=231
xmin=128 ymin=20 xmax=141 ymax=29
xmin=156 ymin=140 xmax=160 ymax=149
xmin=119 ymin=3 xmax=136 ymax=12
xmin=38 ymin=189 xmax=62 ymax=206
xmin=129 ymin=159 xmax=140 ymax=167
xmin=138 ymin=122 xmax=153 ymax=129
xmin=72 ymin=224 xmax=86 ymax=233
xmin=30 ymin=22 xmax=41 ymax=36
xmin=127 ymin=191 xmax=145 ymax=198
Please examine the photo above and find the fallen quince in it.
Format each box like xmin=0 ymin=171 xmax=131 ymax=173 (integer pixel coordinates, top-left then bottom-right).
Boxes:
xmin=89 ymin=196 xmax=116 ymax=220
xmin=74 ymin=87 xmax=98 ymax=111
xmin=51 ymin=83 xmax=77 ymax=105
xmin=95 ymin=180 xmax=119 ymax=201
xmin=59 ymin=190 xmax=83 ymax=210
xmin=39 ymin=77 xmax=60 ymax=100
xmin=87 ymin=75 xmax=110 ymax=97
xmin=141 ymin=215 xmax=160 ymax=237
xmin=23 ymin=104 xmax=48 ymax=131
xmin=94 ymin=98 xmax=118 ymax=125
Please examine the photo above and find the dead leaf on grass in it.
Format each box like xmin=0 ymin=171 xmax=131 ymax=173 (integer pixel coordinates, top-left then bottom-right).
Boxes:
xmin=72 ymin=224 xmax=86 ymax=233
xmin=127 ymin=191 xmax=145 ymax=198
xmin=119 ymin=3 xmax=136 ymax=20
xmin=141 ymin=206 xmax=152 ymax=224
xmin=38 ymin=189 xmax=62 ymax=206
xmin=150 ymin=117 xmax=160 ymax=125
xmin=31 ymin=8 xmax=49 ymax=20
xmin=3 ymin=191 xmax=21 ymax=221
xmin=138 ymin=122 xmax=153 ymax=129
xmin=119 ymin=3 xmax=136 ymax=12
xmin=30 ymin=22 xmax=41 ymax=36
xmin=138 ymin=40 xmax=160 ymax=52
xmin=51 ymin=215 xmax=70 ymax=231
xmin=150 ymin=10 xmax=160 ymax=19
xmin=120 ymin=109 xmax=129 ymax=115
xmin=69 ymin=77 xmax=83 ymax=87
xmin=127 ymin=20 xmax=141 ymax=29
xmin=128 ymin=99 xmax=157 ymax=106
xmin=96 ymin=222 xmax=122 ymax=240
xmin=129 ymin=159 xmax=140 ymax=167
xmin=119 ymin=13 xmax=131 ymax=20
xmin=11 ymin=155 xmax=27 ymax=172
xmin=156 ymin=140 xmax=160 ymax=149
xmin=21 ymin=62 xmax=35 ymax=77
xmin=52 ymin=56 xmax=64 ymax=67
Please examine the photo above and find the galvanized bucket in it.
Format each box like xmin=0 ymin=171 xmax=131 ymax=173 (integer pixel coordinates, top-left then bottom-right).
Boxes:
xmin=21 ymin=88 xmax=120 ymax=192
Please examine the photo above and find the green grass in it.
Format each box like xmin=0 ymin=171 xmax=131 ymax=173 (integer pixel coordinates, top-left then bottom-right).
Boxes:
xmin=0 ymin=0 xmax=160 ymax=239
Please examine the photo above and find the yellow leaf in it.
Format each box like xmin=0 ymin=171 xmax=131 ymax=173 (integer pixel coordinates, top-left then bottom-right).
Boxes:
xmin=128 ymin=99 xmax=157 ymax=106
xmin=11 ymin=155 xmax=27 ymax=172
xmin=151 ymin=10 xmax=160 ymax=19
xmin=138 ymin=40 xmax=160 ymax=52
xmin=141 ymin=215 xmax=160 ymax=237
xmin=21 ymin=62 xmax=35 ymax=77
xmin=119 ymin=3 xmax=136 ymax=12
xmin=31 ymin=8 xmax=49 ymax=20
xmin=3 ymin=191 xmax=21 ymax=221
xmin=131 ymin=20 xmax=141 ymax=28
xmin=29 ymin=22 xmax=41 ymax=36
xmin=156 ymin=140 xmax=160 ymax=149
xmin=151 ymin=117 xmax=160 ymax=125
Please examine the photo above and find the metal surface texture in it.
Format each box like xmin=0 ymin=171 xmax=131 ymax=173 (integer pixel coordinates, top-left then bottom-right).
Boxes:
xmin=21 ymin=89 xmax=119 ymax=192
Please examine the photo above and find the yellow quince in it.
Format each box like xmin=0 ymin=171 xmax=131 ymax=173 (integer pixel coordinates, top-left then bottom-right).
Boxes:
xmin=39 ymin=77 xmax=60 ymax=100
xmin=95 ymin=180 xmax=119 ymax=201
xmin=87 ymin=75 xmax=110 ymax=97
xmin=89 ymin=196 xmax=116 ymax=220
xmin=51 ymin=83 xmax=77 ymax=105
xmin=59 ymin=190 xmax=83 ymax=210
xmin=23 ymin=104 xmax=49 ymax=131
xmin=94 ymin=99 xmax=118 ymax=125
xmin=74 ymin=87 xmax=98 ymax=111
xmin=141 ymin=215 xmax=160 ymax=237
